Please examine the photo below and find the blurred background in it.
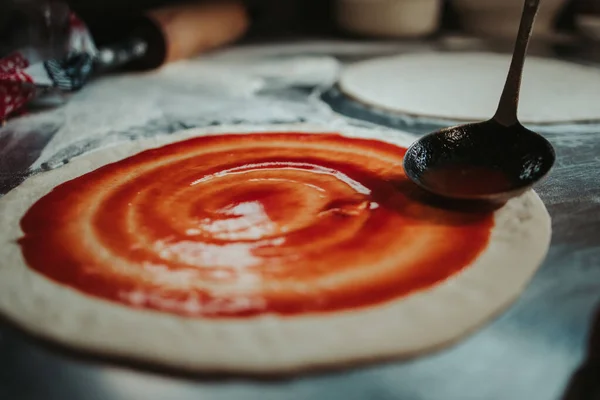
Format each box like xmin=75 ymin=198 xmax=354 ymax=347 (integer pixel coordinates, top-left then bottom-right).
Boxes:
xmin=2 ymin=0 xmax=600 ymax=53
xmin=2 ymin=0 xmax=600 ymax=122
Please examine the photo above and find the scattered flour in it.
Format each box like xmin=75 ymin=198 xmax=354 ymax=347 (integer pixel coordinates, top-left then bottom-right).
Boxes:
xmin=20 ymin=49 xmax=346 ymax=171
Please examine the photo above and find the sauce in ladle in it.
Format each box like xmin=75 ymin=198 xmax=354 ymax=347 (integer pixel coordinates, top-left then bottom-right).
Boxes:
xmin=420 ymin=165 xmax=514 ymax=197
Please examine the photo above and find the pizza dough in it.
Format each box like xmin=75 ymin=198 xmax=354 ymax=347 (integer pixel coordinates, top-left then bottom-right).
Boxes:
xmin=339 ymin=52 xmax=600 ymax=124
xmin=0 ymin=124 xmax=551 ymax=373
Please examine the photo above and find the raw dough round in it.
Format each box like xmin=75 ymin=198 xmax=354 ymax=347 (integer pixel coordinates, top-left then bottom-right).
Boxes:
xmin=0 ymin=124 xmax=551 ymax=373
xmin=339 ymin=52 xmax=600 ymax=124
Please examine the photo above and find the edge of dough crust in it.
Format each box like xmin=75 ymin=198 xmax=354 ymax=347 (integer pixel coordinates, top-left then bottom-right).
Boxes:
xmin=0 ymin=123 xmax=551 ymax=373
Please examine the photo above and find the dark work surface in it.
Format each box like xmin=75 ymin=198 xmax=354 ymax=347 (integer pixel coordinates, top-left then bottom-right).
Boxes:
xmin=1 ymin=39 xmax=600 ymax=400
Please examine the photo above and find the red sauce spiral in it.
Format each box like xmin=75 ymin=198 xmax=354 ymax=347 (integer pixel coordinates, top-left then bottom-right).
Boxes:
xmin=19 ymin=133 xmax=493 ymax=318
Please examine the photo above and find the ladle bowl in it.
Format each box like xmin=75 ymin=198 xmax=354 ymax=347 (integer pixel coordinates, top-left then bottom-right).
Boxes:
xmin=403 ymin=119 xmax=555 ymax=202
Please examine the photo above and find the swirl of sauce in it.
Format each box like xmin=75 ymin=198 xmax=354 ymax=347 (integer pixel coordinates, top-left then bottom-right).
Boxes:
xmin=19 ymin=133 xmax=493 ymax=318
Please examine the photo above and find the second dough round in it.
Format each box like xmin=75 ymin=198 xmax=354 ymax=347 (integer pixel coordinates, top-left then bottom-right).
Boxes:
xmin=339 ymin=52 xmax=600 ymax=124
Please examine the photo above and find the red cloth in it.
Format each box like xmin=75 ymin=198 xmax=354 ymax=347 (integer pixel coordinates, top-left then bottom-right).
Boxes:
xmin=0 ymin=12 xmax=95 ymax=120
xmin=0 ymin=53 xmax=36 ymax=119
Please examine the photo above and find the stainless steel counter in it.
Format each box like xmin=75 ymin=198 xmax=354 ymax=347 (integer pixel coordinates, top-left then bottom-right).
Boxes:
xmin=1 ymin=37 xmax=599 ymax=400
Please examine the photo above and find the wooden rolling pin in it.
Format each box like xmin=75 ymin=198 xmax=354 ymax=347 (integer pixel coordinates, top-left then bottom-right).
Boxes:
xmin=86 ymin=0 xmax=249 ymax=71
xmin=148 ymin=0 xmax=249 ymax=64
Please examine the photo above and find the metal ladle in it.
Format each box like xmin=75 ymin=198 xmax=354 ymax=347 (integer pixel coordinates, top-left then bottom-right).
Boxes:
xmin=402 ymin=0 xmax=556 ymax=202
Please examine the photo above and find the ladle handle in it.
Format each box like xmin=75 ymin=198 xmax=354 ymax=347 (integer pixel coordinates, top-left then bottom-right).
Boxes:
xmin=493 ymin=0 xmax=541 ymax=127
